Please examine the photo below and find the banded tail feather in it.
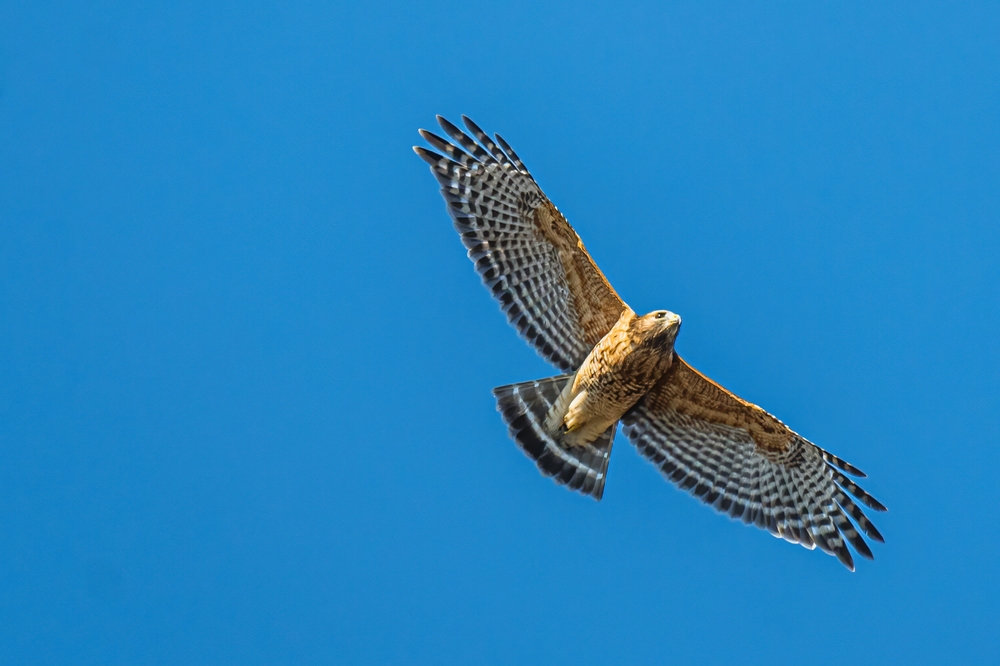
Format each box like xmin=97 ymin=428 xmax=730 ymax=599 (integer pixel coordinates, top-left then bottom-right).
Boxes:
xmin=493 ymin=375 xmax=616 ymax=500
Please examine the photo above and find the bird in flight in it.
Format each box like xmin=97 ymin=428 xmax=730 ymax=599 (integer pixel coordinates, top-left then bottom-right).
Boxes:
xmin=414 ymin=115 xmax=886 ymax=570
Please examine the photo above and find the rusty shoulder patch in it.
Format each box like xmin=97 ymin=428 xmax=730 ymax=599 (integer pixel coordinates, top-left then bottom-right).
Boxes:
xmin=651 ymin=357 xmax=794 ymax=455
xmin=533 ymin=201 xmax=624 ymax=348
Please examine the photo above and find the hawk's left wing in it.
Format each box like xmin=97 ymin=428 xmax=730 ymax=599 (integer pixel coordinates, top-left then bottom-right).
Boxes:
xmin=621 ymin=356 xmax=886 ymax=570
xmin=414 ymin=116 xmax=626 ymax=372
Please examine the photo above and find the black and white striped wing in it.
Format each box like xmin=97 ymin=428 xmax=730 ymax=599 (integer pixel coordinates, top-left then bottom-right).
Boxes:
xmin=414 ymin=116 xmax=626 ymax=372
xmin=622 ymin=357 xmax=887 ymax=570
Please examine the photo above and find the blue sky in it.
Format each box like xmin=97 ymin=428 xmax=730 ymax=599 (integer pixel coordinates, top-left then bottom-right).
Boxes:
xmin=1 ymin=1 xmax=998 ymax=664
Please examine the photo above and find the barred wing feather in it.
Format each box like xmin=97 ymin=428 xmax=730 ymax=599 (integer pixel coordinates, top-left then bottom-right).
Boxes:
xmin=414 ymin=116 xmax=626 ymax=372
xmin=622 ymin=357 xmax=886 ymax=570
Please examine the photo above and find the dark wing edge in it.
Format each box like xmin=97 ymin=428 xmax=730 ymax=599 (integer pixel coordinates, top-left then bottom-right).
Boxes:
xmin=622 ymin=356 xmax=886 ymax=571
xmin=415 ymin=115 xmax=626 ymax=372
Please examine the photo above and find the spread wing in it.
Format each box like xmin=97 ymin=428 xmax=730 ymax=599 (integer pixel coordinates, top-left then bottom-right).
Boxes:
xmin=414 ymin=116 xmax=626 ymax=372
xmin=621 ymin=356 xmax=886 ymax=570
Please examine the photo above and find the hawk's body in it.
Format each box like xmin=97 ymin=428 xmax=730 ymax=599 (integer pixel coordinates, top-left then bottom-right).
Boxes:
xmin=415 ymin=116 xmax=886 ymax=570
xmin=549 ymin=307 xmax=680 ymax=448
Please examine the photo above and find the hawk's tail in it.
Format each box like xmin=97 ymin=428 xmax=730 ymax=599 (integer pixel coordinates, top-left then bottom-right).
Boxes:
xmin=493 ymin=375 xmax=616 ymax=500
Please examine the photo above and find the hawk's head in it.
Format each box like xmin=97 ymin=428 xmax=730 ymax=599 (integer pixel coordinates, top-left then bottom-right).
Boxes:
xmin=632 ymin=310 xmax=682 ymax=351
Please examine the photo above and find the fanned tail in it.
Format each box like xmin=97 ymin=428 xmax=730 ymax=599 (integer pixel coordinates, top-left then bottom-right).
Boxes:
xmin=493 ymin=375 xmax=616 ymax=500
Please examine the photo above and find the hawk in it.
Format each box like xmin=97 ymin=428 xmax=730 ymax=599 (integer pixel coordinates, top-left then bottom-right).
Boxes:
xmin=414 ymin=115 xmax=886 ymax=570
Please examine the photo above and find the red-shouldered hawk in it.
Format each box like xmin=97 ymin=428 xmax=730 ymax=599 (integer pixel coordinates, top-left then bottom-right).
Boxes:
xmin=414 ymin=115 xmax=886 ymax=571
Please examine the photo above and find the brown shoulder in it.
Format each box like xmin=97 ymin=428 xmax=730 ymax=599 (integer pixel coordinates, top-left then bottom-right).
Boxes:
xmin=532 ymin=201 xmax=625 ymax=348
xmin=645 ymin=356 xmax=794 ymax=454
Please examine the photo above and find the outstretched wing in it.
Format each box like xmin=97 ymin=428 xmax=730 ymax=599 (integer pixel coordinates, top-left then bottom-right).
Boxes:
xmin=621 ymin=356 xmax=886 ymax=570
xmin=414 ymin=116 xmax=626 ymax=372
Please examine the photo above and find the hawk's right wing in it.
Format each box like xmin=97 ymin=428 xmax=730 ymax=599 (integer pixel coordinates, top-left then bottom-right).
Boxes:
xmin=622 ymin=356 xmax=886 ymax=570
xmin=414 ymin=116 xmax=626 ymax=372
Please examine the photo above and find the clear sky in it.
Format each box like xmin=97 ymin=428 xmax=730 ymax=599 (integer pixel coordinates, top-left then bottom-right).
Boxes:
xmin=1 ymin=2 xmax=999 ymax=664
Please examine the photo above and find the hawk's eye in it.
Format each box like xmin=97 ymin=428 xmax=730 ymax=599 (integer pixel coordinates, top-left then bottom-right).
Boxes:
xmin=655 ymin=312 xmax=665 ymax=319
